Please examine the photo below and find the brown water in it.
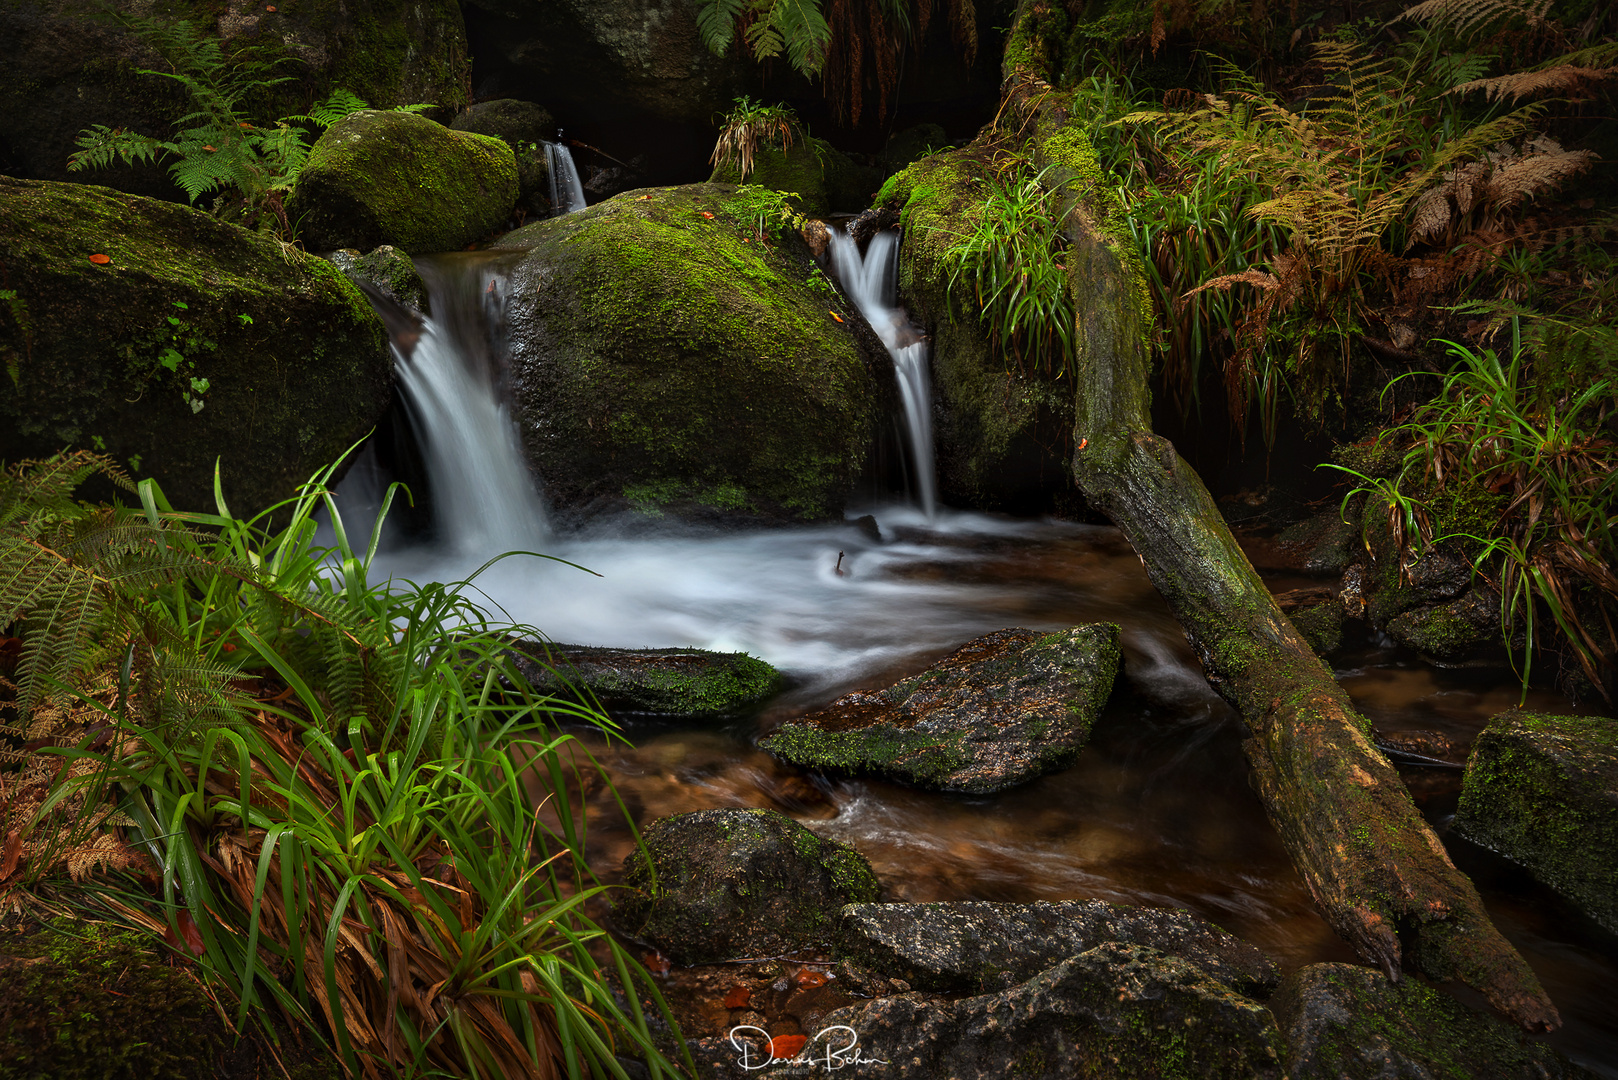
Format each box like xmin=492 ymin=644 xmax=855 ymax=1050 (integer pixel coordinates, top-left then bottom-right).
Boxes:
xmin=558 ymin=518 xmax=1618 ymax=1075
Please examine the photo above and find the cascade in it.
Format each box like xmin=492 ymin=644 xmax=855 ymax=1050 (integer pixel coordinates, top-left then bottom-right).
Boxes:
xmin=827 ymin=229 xmax=938 ymax=517
xmin=545 ymin=137 xmax=588 ymax=215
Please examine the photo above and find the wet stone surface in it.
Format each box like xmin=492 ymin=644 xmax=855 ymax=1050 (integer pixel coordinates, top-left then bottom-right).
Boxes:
xmin=508 ymin=640 xmax=781 ymax=718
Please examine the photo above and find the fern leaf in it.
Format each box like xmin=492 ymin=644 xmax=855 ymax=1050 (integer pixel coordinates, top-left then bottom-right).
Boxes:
xmin=696 ymin=0 xmax=751 ymax=55
xmin=1397 ymin=0 xmax=1552 ymax=38
xmin=773 ymin=0 xmax=831 ymax=74
xmin=1452 ymin=65 xmax=1618 ymax=103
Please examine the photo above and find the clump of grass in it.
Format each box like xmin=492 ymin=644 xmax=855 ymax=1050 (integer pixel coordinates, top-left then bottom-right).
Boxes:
xmin=710 ymin=96 xmax=801 ymax=181
xmin=0 ymin=450 xmax=691 ymax=1079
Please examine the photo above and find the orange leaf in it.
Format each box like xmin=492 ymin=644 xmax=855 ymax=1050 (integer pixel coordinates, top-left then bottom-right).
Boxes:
xmin=794 ymin=967 xmax=828 ymax=989
xmin=203 ymin=145 xmax=217 ymax=152
xmin=701 ymin=211 xmax=715 ymax=219
xmin=265 ymin=4 xmax=276 ymax=9
xmin=165 ymin=910 xmax=205 ymax=957
xmin=768 ymin=1034 xmax=807 ymax=1060
xmin=829 ymin=311 xmax=843 ymax=323
xmin=0 ymin=829 xmax=21 ymax=882
xmin=723 ymin=985 xmax=751 ymax=1009
xmin=643 ymin=952 xmax=670 ymax=975
xmin=88 ymin=253 xmax=111 ymax=265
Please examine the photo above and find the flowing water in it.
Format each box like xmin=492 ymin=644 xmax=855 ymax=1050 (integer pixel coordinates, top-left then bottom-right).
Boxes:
xmin=546 ymin=139 xmax=588 ymax=215
xmin=338 ymin=250 xmax=1618 ymax=1075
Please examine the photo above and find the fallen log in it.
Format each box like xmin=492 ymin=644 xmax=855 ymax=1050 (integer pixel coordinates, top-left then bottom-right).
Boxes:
xmin=995 ymin=12 xmax=1559 ymax=1028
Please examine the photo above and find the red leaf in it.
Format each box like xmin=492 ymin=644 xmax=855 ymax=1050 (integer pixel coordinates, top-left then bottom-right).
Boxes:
xmin=701 ymin=211 xmax=715 ymax=219
xmin=165 ymin=910 xmax=205 ymax=957
xmin=643 ymin=952 xmax=670 ymax=975
xmin=88 ymin=253 xmax=111 ymax=265
xmin=829 ymin=311 xmax=843 ymax=323
xmin=723 ymin=985 xmax=751 ymax=1009
xmin=794 ymin=967 xmax=828 ymax=989
xmin=768 ymin=1034 xmax=807 ymax=1060
xmin=265 ymin=4 xmax=276 ymax=10
xmin=0 ymin=830 xmax=22 ymax=882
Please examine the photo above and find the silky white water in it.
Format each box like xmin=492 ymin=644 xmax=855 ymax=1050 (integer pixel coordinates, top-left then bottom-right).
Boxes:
xmin=828 ymin=229 xmax=938 ymax=517
xmin=545 ymin=140 xmax=588 ymax=214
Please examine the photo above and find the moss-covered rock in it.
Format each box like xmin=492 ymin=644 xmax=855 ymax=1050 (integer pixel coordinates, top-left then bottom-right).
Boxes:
xmin=495 ymin=182 xmax=882 ymax=524
xmin=1452 ymin=710 xmax=1618 ymax=935
xmin=0 ymin=176 xmax=391 ymax=519
xmin=326 ymin=244 xmax=427 ymax=313
xmin=876 ymin=147 xmax=1080 ymax=513
xmin=508 ymin=641 xmax=781 ymax=718
xmin=762 ymin=624 xmax=1120 ymax=794
xmin=710 ymin=137 xmax=880 ymax=216
xmin=1289 ymin=598 xmax=1347 ymax=656
xmin=810 ymin=942 xmax=1284 ymax=1080
xmin=449 ymin=99 xmax=555 ymax=219
xmin=0 ymin=0 xmax=470 ymax=200
xmin=1273 ymin=962 xmax=1597 ymax=1079
xmin=287 ymin=110 xmax=517 ymax=255
xmin=1385 ymin=589 xmax=1497 ymax=660
xmin=612 ymin=807 xmax=880 ymax=965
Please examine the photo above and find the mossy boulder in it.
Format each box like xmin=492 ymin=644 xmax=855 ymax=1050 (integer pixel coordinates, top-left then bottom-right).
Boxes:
xmin=327 ymin=244 xmax=427 ymax=313
xmin=0 ymin=176 xmax=391 ymax=519
xmin=507 ymin=641 xmax=781 ymax=718
xmin=287 ymin=110 xmax=517 ymax=255
xmin=449 ymin=99 xmax=555 ymax=219
xmin=1273 ymin=963 xmax=1597 ymax=1079
xmin=710 ymin=137 xmax=880 ymax=216
xmin=876 ymin=147 xmax=1080 ymax=513
xmin=0 ymin=0 xmax=469 ymax=201
xmin=810 ymin=942 xmax=1284 ymax=1080
xmin=495 ymin=183 xmax=882 ymax=524
xmin=762 ymin=624 xmax=1120 ymax=794
xmin=1452 ymin=710 xmax=1618 ymax=935
xmin=612 ymin=808 xmax=880 ymax=965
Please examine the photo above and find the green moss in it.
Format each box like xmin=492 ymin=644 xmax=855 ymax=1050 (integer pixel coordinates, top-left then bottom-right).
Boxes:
xmin=762 ymin=721 xmax=971 ymax=787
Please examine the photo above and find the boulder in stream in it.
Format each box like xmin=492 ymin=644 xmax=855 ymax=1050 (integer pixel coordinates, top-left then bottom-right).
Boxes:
xmin=837 ymin=899 xmax=1278 ymax=996
xmin=709 ymin=138 xmax=880 ymax=217
xmin=1274 ymin=963 xmax=1597 ymax=1079
xmin=287 ymin=110 xmax=518 ymax=255
xmin=496 ymin=183 xmax=883 ymax=524
xmin=1452 ymin=710 xmax=1618 ymax=935
xmin=0 ymin=176 xmax=392 ymax=520
xmin=612 ymin=808 xmax=879 ymax=966
xmin=761 ymin=624 xmax=1120 ymax=794
xmin=449 ymin=99 xmax=556 ymax=219
xmin=507 ymin=641 xmax=780 ymax=718
xmin=326 ymin=244 xmax=428 ymax=314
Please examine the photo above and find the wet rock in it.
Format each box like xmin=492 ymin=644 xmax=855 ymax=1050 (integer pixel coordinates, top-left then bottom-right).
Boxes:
xmin=761 ymin=625 xmax=1120 ymax=794
xmin=710 ymin=138 xmax=879 ymax=217
xmin=837 ymin=899 xmax=1278 ymax=996
xmin=1377 ymin=729 xmax=1468 ymax=766
xmin=0 ymin=176 xmax=391 ymax=520
xmin=612 ymin=808 xmax=880 ymax=966
xmin=1452 ymin=711 xmax=1618 ymax=935
xmin=1277 ymin=506 xmax=1360 ymax=574
xmin=508 ymin=641 xmax=781 ymax=718
xmin=287 ymin=110 xmax=518 ymax=255
xmin=799 ymin=219 xmax=831 ymax=259
xmin=496 ymin=183 xmax=883 ymax=525
xmin=1274 ymin=963 xmax=1597 ymax=1079
xmin=845 ymin=206 xmax=900 ymax=247
xmin=797 ymin=943 xmax=1284 ymax=1080
xmin=450 ymin=99 xmax=556 ymax=219
xmin=1275 ymin=586 xmax=1346 ymax=655
xmin=326 ymin=245 xmax=428 ymax=314
xmin=1386 ymin=588 xmax=1497 ymax=660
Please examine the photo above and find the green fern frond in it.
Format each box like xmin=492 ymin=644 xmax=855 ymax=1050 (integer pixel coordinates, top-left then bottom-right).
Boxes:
xmin=696 ymin=0 xmax=752 ymax=54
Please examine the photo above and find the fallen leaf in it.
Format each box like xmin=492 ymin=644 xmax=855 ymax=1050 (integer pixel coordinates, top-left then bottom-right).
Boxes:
xmin=768 ymin=1034 xmax=807 ymax=1060
xmin=265 ymin=4 xmax=276 ymax=9
xmin=794 ymin=967 xmax=828 ymax=989
xmin=723 ymin=985 xmax=751 ymax=1009
xmin=829 ymin=311 xmax=843 ymax=323
xmin=643 ymin=952 xmax=670 ymax=975
xmin=701 ymin=211 xmax=715 ymax=219
xmin=0 ymin=830 xmax=22 ymax=881
xmin=88 ymin=253 xmax=111 ymax=265
xmin=164 ymin=910 xmax=205 ymax=957
xmin=638 ymin=194 xmax=654 ymax=200
xmin=202 ymin=145 xmax=217 ymax=152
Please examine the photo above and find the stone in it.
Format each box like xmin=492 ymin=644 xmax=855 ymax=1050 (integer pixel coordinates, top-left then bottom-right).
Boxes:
xmin=612 ymin=808 xmax=880 ymax=966
xmin=710 ymin=138 xmax=880 ymax=217
xmin=761 ymin=624 xmax=1120 ymax=794
xmin=507 ymin=641 xmax=781 ymax=718
xmin=1277 ymin=506 xmax=1360 ymax=574
xmin=450 ymin=99 xmax=556 ymax=219
xmin=1385 ymin=588 xmax=1498 ymax=660
xmin=1453 ymin=710 xmax=1618 ymax=935
xmin=287 ymin=110 xmax=518 ymax=255
xmin=837 ymin=899 xmax=1278 ymax=995
xmin=0 ymin=176 xmax=391 ymax=520
xmin=326 ymin=245 xmax=428 ymax=314
xmin=495 ymin=183 xmax=883 ymax=524
xmin=1273 ymin=963 xmax=1598 ymax=1079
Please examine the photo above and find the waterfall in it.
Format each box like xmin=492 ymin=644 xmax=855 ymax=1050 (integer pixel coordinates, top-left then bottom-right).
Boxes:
xmin=828 ymin=229 xmax=938 ymax=517
xmin=545 ymin=140 xmax=587 ymax=215
xmin=390 ymin=257 xmax=550 ymax=553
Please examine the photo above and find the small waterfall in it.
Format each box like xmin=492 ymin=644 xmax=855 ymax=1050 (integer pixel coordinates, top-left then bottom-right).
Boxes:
xmin=545 ymin=139 xmax=587 ymax=215
xmin=392 ymin=258 xmax=550 ymax=553
xmin=829 ymin=230 xmax=938 ymax=517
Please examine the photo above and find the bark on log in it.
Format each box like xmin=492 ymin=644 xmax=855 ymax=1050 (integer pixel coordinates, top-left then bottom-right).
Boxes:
xmin=995 ymin=14 xmax=1560 ymax=1027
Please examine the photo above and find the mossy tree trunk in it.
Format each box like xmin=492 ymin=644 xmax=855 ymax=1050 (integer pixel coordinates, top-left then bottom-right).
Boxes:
xmin=999 ymin=1 xmax=1559 ymax=1031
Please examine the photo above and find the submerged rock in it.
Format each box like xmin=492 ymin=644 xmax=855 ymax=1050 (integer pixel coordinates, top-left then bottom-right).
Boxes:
xmin=1453 ymin=710 xmax=1618 ymax=935
xmin=507 ymin=641 xmax=781 ymax=718
xmin=837 ymin=899 xmax=1278 ymax=996
xmin=496 ymin=183 xmax=883 ymax=524
xmin=761 ymin=624 xmax=1120 ymax=794
xmin=287 ymin=110 xmax=518 ymax=255
xmin=1274 ymin=963 xmax=1596 ymax=1079
xmin=0 ymin=176 xmax=391 ymax=519
xmin=806 ymin=943 xmax=1283 ymax=1080
xmin=612 ymin=808 xmax=879 ymax=965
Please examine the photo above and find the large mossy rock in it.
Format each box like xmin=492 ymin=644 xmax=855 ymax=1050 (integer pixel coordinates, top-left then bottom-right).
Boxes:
xmin=449 ymin=99 xmax=556 ymax=219
xmin=612 ymin=808 xmax=880 ymax=965
xmin=0 ymin=177 xmax=391 ymax=519
xmin=508 ymin=641 xmax=781 ymax=718
xmin=875 ymin=147 xmax=1080 ymax=514
xmin=495 ymin=183 xmax=882 ymax=524
xmin=1452 ymin=710 xmax=1618 ymax=934
xmin=809 ymin=943 xmax=1284 ymax=1080
xmin=838 ymin=900 xmax=1278 ymax=996
xmin=710 ymin=138 xmax=880 ymax=217
xmin=1273 ymin=963 xmax=1596 ymax=1079
xmin=761 ymin=624 xmax=1121 ymax=793
xmin=0 ymin=0 xmax=470 ymax=201
xmin=287 ymin=111 xmax=517 ymax=255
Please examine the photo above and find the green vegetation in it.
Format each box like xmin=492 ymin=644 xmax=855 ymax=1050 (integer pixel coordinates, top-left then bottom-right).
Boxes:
xmin=709 ymin=96 xmax=802 ymax=181
xmin=0 ymin=450 xmax=691 ymax=1079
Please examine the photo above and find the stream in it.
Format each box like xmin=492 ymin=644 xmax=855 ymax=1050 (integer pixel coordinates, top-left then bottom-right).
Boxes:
xmin=334 ymin=246 xmax=1618 ymax=1075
